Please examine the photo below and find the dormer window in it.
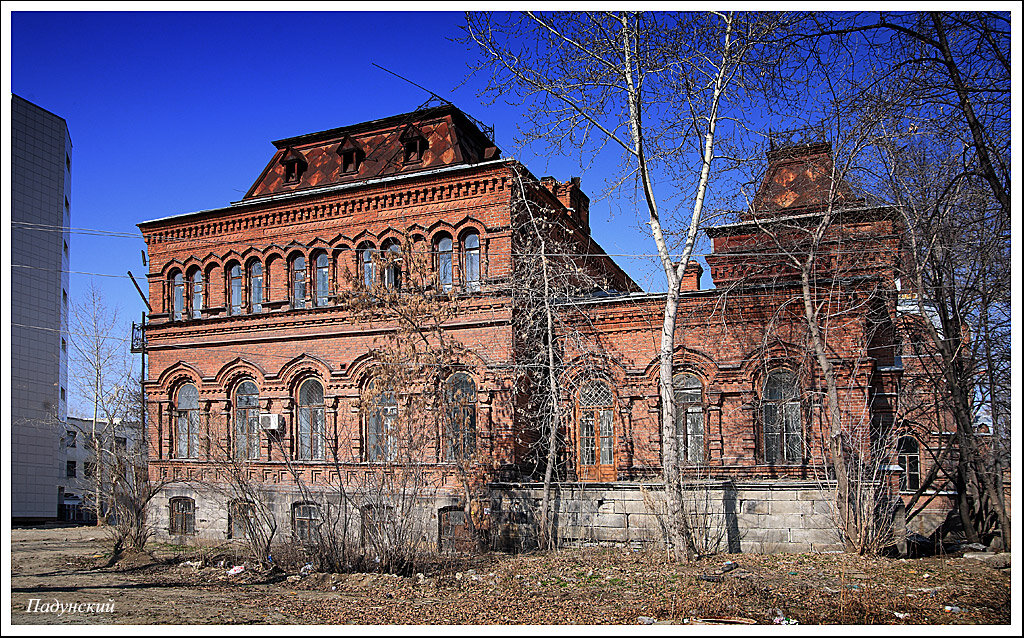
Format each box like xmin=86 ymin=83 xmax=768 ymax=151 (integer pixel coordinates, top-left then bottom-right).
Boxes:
xmin=404 ymin=137 xmax=428 ymax=164
xmin=280 ymin=147 xmax=308 ymax=184
xmin=400 ymin=125 xmax=428 ymax=165
xmin=342 ymin=148 xmax=364 ymax=173
xmin=337 ymin=137 xmax=365 ymax=175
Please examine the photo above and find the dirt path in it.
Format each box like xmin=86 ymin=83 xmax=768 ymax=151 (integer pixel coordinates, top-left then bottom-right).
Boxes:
xmin=9 ymin=526 xmax=313 ymax=624
xmin=8 ymin=525 xmax=1013 ymax=625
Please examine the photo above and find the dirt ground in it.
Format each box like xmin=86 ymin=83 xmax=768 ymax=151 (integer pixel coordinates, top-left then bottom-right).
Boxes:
xmin=8 ymin=524 xmax=1013 ymax=626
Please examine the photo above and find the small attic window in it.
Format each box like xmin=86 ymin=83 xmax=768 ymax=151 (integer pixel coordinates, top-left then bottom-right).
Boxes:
xmin=280 ymin=147 xmax=308 ymax=184
xmin=404 ymin=137 xmax=428 ymax=164
xmin=342 ymin=148 xmax=364 ymax=174
xmin=337 ymin=137 xmax=365 ymax=174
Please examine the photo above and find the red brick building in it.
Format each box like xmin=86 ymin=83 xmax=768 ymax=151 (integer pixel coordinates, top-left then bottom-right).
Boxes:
xmin=139 ymin=106 xmax=947 ymax=551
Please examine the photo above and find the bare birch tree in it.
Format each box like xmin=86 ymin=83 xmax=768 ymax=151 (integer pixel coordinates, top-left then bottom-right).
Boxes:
xmin=466 ymin=10 xmax=789 ymax=559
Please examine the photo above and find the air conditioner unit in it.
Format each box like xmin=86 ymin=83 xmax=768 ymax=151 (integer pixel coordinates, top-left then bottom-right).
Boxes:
xmin=259 ymin=413 xmax=284 ymax=432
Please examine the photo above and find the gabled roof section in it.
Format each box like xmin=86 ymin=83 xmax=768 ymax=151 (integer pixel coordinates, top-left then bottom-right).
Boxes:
xmin=242 ymin=104 xmax=501 ymax=200
xmin=745 ymin=142 xmax=855 ymax=221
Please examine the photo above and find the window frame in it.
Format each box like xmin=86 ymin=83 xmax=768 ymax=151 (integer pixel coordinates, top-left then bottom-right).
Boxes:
xmin=171 ymin=271 xmax=185 ymax=321
xmin=403 ymin=137 xmax=428 ymax=164
xmin=228 ymin=263 xmax=243 ymax=315
xmin=175 ymin=382 xmax=202 ymax=459
xmin=462 ymin=232 xmax=481 ymax=292
xmin=229 ymin=500 xmax=257 ymax=540
xmin=169 ymin=497 xmax=196 ymax=535
xmin=248 ymin=260 xmax=264 ymax=314
xmin=234 ymin=380 xmax=261 ymax=460
xmin=443 ymin=373 xmax=476 ymax=462
xmin=364 ymin=378 xmax=398 ymax=463
xmin=189 ymin=268 xmax=203 ymax=320
xmin=897 ymin=436 xmax=921 ymax=493
xmin=313 ymin=252 xmax=330 ymax=306
xmin=357 ymin=243 xmax=376 ymax=290
xmin=382 ymin=240 xmax=402 ymax=291
xmin=435 ymin=234 xmax=453 ymax=292
xmin=297 ymin=378 xmax=326 ymax=461
xmin=292 ymin=502 xmax=322 ymax=543
xmin=673 ymin=373 xmax=705 ymax=465
xmin=291 ymin=255 xmax=307 ymax=309
xmin=576 ymin=378 xmax=616 ymax=481
xmin=761 ymin=369 xmax=803 ymax=465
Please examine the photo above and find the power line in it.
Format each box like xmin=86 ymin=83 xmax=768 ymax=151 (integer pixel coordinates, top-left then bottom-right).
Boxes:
xmin=12 ymin=220 xmax=955 ymax=260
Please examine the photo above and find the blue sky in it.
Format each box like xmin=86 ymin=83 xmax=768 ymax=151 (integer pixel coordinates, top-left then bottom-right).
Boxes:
xmin=9 ymin=9 xmax=691 ymax=332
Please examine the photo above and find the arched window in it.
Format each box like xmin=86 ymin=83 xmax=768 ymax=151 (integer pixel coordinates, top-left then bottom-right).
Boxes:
xmin=228 ymin=263 xmax=243 ymax=315
xmin=291 ymin=255 xmax=306 ymax=309
xmin=234 ymin=380 xmax=260 ymax=460
xmin=365 ymin=377 xmax=397 ymax=462
xmin=297 ymin=379 xmax=325 ymax=461
xmin=673 ymin=373 xmax=704 ymax=465
xmin=229 ymin=500 xmax=256 ymax=539
xmin=577 ymin=379 xmax=615 ymax=477
xmin=358 ymin=243 xmax=376 ymax=289
xmin=314 ymin=253 xmax=330 ymax=306
xmin=435 ymin=234 xmax=453 ymax=292
xmin=444 ymin=373 xmax=476 ymax=462
xmin=171 ymin=272 xmax=184 ymax=321
xmin=897 ymin=436 xmax=920 ymax=492
xmin=463 ymin=233 xmax=480 ymax=292
xmin=169 ymin=497 xmax=195 ymax=535
xmin=292 ymin=502 xmax=322 ymax=543
xmin=762 ymin=370 xmax=802 ymax=464
xmin=175 ymin=383 xmax=201 ymax=459
xmin=249 ymin=261 xmax=263 ymax=313
xmin=382 ymin=241 xmax=402 ymax=291
xmin=190 ymin=269 xmax=203 ymax=319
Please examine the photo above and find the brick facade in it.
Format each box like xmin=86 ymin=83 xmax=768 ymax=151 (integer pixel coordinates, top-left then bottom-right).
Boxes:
xmin=139 ymin=106 xmax=950 ymax=550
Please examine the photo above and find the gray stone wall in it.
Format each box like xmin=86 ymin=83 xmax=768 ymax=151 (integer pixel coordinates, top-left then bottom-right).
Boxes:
xmin=150 ymin=480 xmax=846 ymax=554
xmin=493 ymin=481 xmax=843 ymax=553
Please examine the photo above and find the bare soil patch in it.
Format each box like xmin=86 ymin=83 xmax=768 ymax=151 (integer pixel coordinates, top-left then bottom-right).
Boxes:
xmin=9 ymin=525 xmax=1010 ymax=625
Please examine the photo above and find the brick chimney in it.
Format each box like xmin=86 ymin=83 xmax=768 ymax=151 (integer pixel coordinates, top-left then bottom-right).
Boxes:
xmin=540 ymin=176 xmax=590 ymax=233
xmin=679 ymin=260 xmax=703 ymax=291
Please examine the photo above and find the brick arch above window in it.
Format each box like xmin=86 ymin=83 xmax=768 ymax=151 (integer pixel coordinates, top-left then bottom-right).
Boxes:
xmin=277 ymin=353 xmax=334 ymax=393
xmin=157 ymin=362 xmax=206 ymax=397
xmin=214 ymin=357 xmax=268 ymax=390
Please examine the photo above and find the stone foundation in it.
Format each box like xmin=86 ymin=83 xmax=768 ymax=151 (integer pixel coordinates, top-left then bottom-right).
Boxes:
xmin=491 ymin=480 xmax=844 ymax=553
xmin=151 ymin=480 xmax=847 ymax=553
